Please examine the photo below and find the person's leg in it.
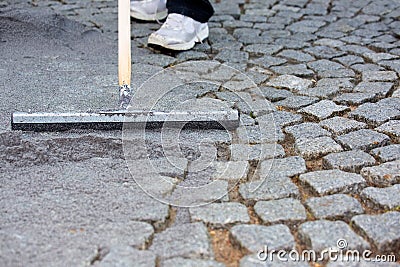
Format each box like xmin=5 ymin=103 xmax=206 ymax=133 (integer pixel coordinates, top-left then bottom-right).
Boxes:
xmin=166 ymin=0 xmax=214 ymax=23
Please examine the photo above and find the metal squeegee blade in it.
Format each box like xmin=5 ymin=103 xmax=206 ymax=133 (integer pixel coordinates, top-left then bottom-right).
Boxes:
xmin=11 ymin=110 xmax=239 ymax=131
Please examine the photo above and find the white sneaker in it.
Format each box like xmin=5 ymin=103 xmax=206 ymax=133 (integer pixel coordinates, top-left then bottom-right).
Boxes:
xmin=148 ymin=13 xmax=209 ymax=51
xmin=130 ymin=0 xmax=167 ymax=21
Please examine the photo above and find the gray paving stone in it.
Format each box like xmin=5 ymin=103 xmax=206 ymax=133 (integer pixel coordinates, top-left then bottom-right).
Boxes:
xmin=250 ymin=55 xmax=287 ymax=68
xmin=92 ymin=221 xmax=154 ymax=248
xmin=362 ymin=71 xmax=398 ymax=82
xmin=379 ymin=59 xmax=400 ymax=73
xmin=97 ymin=246 xmax=156 ymax=267
xmin=144 ymin=157 xmax=188 ymax=178
xmin=245 ymin=68 xmax=271 ymax=85
xmin=254 ymin=22 xmax=285 ymax=31
xmin=353 ymin=82 xmax=393 ymax=98
xmin=305 ymin=194 xmax=364 ymax=220
xmin=273 ymin=4 xmax=302 ymax=13
xmin=211 ymin=161 xmax=250 ymax=181
xmin=298 ymin=86 xmax=341 ymax=99
xmin=273 ymin=37 xmax=309 ymax=50
xmin=360 ymin=160 xmax=400 ymax=187
xmin=239 ymin=175 xmax=300 ymax=201
xmin=244 ymin=44 xmax=283 ymax=55
xmin=246 ymin=8 xmax=276 ymax=16
xmin=308 ymin=59 xmax=344 ymax=72
xmin=298 ymin=220 xmax=370 ymax=254
xmin=361 ymin=185 xmax=400 ymax=210
xmin=215 ymin=91 xmax=244 ymax=104
xmin=341 ymin=44 xmax=374 ymax=55
xmin=316 ymin=78 xmax=354 ymax=90
xmin=261 ymin=29 xmax=291 ymax=39
xmin=349 ymin=101 xmax=400 ymax=126
xmin=320 ymin=117 xmax=367 ymax=135
xmin=135 ymin=54 xmax=177 ymax=67
xmin=299 ymin=169 xmax=367 ymax=196
xmin=277 ymin=49 xmax=315 ymax=62
xmin=183 ymin=166 xmax=219 ymax=188
xmin=223 ymin=20 xmax=253 ymax=29
xmin=209 ymin=28 xmax=235 ymax=44
xmin=266 ymin=75 xmax=313 ymax=92
xmin=211 ymin=41 xmax=243 ymax=52
xmin=336 ymin=129 xmax=390 ymax=151
xmin=364 ymin=52 xmax=398 ymax=63
xmin=371 ymin=144 xmax=400 ymax=162
xmin=240 ymin=254 xmax=309 ymax=267
xmin=261 ymin=156 xmax=307 ymax=177
xmin=334 ymin=92 xmax=377 ymax=105
xmin=351 ymin=212 xmax=400 ymax=255
xmin=295 ymin=136 xmax=343 ymax=160
xmin=149 ymin=222 xmax=212 ymax=259
xmin=376 ymin=120 xmax=400 ymax=142
xmin=215 ymin=49 xmax=249 ymax=64
xmin=231 ymin=224 xmax=295 ymax=253
xmin=167 ymin=180 xmax=229 ymax=206
xmin=257 ymin=111 xmax=302 ymax=128
xmin=176 ymin=51 xmax=209 ymax=62
xmin=275 ymin=96 xmax=319 ymax=109
xmin=236 ymin=124 xmax=285 ymax=144
xmin=230 ymin=143 xmax=285 ymax=161
xmin=189 ymin=202 xmax=250 ymax=225
xmin=378 ymin=97 xmax=400 ymax=111
xmin=240 ymin=14 xmax=267 ymax=23
xmin=233 ymin=92 xmax=276 ymax=117
xmin=285 ymin=122 xmax=331 ymax=139
xmin=255 ymin=86 xmax=294 ymax=102
xmin=305 ymin=46 xmax=345 ymax=59
xmin=239 ymin=113 xmax=256 ymax=126
xmin=351 ymin=63 xmax=385 ymax=72
xmin=209 ymin=15 xmax=235 ymax=22
xmin=271 ymin=64 xmax=314 ymax=77
xmin=319 ymin=68 xmax=356 ymax=79
xmin=335 ymin=55 xmax=365 ymax=66
xmin=161 ymin=258 xmax=225 ymax=267
xmin=213 ymin=2 xmax=241 ymax=16
xmin=323 ymin=150 xmax=376 ymax=172
xmin=299 ymin=100 xmax=349 ymax=120
xmin=294 ymin=17 xmax=325 ymax=29
xmin=232 ymin=28 xmax=262 ymax=44
xmin=254 ymin=198 xmax=307 ymax=224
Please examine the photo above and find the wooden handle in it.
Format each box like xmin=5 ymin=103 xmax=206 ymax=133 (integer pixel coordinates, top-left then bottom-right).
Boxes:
xmin=118 ymin=0 xmax=131 ymax=86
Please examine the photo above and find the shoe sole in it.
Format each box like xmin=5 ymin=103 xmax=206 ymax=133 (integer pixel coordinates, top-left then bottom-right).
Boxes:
xmin=130 ymin=10 xmax=168 ymax=21
xmin=147 ymin=26 xmax=209 ymax=51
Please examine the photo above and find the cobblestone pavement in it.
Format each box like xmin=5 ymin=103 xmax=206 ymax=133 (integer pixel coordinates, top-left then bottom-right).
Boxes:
xmin=1 ymin=0 xmax=400 ymax=266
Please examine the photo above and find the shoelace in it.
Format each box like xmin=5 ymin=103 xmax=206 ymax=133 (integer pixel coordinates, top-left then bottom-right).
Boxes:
xmin=154 ymin=0 xmax=165 ymax=24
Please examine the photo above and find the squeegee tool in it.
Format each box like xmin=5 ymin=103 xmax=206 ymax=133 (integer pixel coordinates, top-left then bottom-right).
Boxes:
xmin=11 ymin=0 xmax=239 ymax=132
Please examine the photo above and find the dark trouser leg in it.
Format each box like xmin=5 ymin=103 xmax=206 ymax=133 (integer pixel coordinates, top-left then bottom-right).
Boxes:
xmin=166 ymin=0 xmax=214 ymax=23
